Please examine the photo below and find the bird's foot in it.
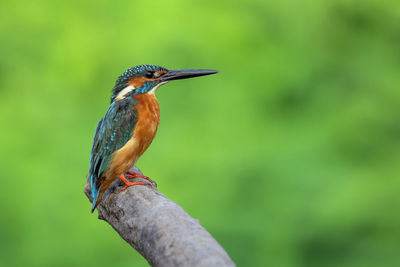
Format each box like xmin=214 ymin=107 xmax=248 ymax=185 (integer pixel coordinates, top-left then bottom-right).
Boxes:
xmin=125 ymin=171 xmax=156 ymax=186
xmin=119 ymin=175 xmax=148 ymax=191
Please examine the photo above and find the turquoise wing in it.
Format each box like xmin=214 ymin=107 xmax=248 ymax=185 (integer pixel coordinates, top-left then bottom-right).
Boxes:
xmin=89 ymin=97 xmax=137 ymax=211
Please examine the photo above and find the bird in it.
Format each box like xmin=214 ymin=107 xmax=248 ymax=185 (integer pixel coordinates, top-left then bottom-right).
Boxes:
xmin=89 ymin=64 xmax=218 ymax=212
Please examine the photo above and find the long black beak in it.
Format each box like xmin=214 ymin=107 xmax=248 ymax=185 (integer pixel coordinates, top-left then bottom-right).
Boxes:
xmin=160 ymin=69 xmax=219 ymax=82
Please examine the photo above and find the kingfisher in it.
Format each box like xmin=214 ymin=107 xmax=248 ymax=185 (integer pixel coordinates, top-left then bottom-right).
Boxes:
xmin=89 ymin=64 xmax=218 ymax=212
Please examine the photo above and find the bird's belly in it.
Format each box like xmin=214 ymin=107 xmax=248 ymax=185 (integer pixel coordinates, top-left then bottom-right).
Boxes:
xmin=105 ymin=94 xmax=160 ymax=179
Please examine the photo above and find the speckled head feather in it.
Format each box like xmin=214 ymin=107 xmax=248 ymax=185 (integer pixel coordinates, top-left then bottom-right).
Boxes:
xmin=111 ymin=65 xmax=167 ymax=103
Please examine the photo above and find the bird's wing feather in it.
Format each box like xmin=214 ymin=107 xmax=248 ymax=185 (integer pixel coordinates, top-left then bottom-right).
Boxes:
xmin=89 ymin=97 xmax=137 ymax=194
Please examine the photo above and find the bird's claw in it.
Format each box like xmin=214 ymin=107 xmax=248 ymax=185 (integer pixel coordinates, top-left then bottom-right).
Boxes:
xmin=125 ymin=171 xmax=157 ymax=187
xmin=121 ymin=181 xmax=148 ymax=191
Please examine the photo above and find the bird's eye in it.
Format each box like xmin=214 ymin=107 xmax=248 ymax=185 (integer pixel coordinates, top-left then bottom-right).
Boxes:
xmin=145 ymin=71 xmax=154 ymax=78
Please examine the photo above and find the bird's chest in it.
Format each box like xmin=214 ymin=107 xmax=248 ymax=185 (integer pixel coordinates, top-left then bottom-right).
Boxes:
xmin=107 ymin=94 xmax=160 ymax=177
xmin=132 ymin=94 xmax=160 ymax=154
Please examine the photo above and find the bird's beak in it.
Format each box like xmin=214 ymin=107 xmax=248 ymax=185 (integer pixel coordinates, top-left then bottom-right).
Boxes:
xmin=160 ymin=69 xmax=219 ymax=82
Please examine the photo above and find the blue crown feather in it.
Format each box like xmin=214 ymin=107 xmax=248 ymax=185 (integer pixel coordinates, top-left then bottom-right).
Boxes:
xmin=110 ymin=64 xmax=166 ymax=103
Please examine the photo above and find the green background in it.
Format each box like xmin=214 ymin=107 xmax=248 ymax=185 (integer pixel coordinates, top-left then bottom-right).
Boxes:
xmin=1 ymin=0 xmax=400 ymax=266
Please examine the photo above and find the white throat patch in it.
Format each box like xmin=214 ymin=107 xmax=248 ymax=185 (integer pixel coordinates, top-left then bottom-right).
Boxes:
xmin=115 ymin=85 xmax=135 ymax=100
xmin=148 ymin=81 xmax=168 ymax=95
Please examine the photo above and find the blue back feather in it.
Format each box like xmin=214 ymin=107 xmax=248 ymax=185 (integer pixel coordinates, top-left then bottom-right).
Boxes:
xmin=89 ymin=96 xmax=138 ymax=212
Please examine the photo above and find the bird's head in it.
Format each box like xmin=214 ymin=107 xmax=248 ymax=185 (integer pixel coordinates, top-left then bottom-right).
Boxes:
xmin=111 ymin=64 xmax=218 ymax=102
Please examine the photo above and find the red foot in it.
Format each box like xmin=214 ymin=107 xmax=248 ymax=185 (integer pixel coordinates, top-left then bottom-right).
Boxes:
xmin=119 ymin=175 xmax=148 ymax=191
xmin=126 ymin=171 xmax=155 ymax=185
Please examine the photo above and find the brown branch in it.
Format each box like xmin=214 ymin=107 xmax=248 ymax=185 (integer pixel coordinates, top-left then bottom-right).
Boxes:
xmin=84 ymin=167 xmax=235 ymax=267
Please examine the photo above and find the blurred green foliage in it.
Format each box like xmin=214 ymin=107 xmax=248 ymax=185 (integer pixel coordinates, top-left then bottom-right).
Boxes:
xmin=1 ymin=0 xmax=400 ymax=266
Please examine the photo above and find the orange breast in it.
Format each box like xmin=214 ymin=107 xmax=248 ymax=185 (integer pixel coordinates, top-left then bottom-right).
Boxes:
xmin=131 ymin=93 xmax=160 ymax=157
xmin=105 ymin=93 xmax=160 ymax=181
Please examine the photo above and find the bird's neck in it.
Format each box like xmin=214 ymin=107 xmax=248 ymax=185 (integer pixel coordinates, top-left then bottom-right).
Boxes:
xmin=132 ymin=93 xmax=160 ymax=118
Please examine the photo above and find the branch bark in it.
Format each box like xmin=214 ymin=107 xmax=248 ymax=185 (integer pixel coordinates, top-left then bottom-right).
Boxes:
xmin=84 ymin=167 xmax=235 ymax=267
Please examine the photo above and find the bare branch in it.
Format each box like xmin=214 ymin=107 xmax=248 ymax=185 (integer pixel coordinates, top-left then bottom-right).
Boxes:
xmin=84 ymin=167 xmax=235 ymax=267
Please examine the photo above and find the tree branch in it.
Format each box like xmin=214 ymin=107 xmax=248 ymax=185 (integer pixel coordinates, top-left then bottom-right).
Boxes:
xmin=84 ymin=167 xmax=235 ymax=267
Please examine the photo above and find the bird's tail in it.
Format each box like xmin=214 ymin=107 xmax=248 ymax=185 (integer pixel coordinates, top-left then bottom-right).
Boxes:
xmin=90 ymin=176 xmax=100 ymax=213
